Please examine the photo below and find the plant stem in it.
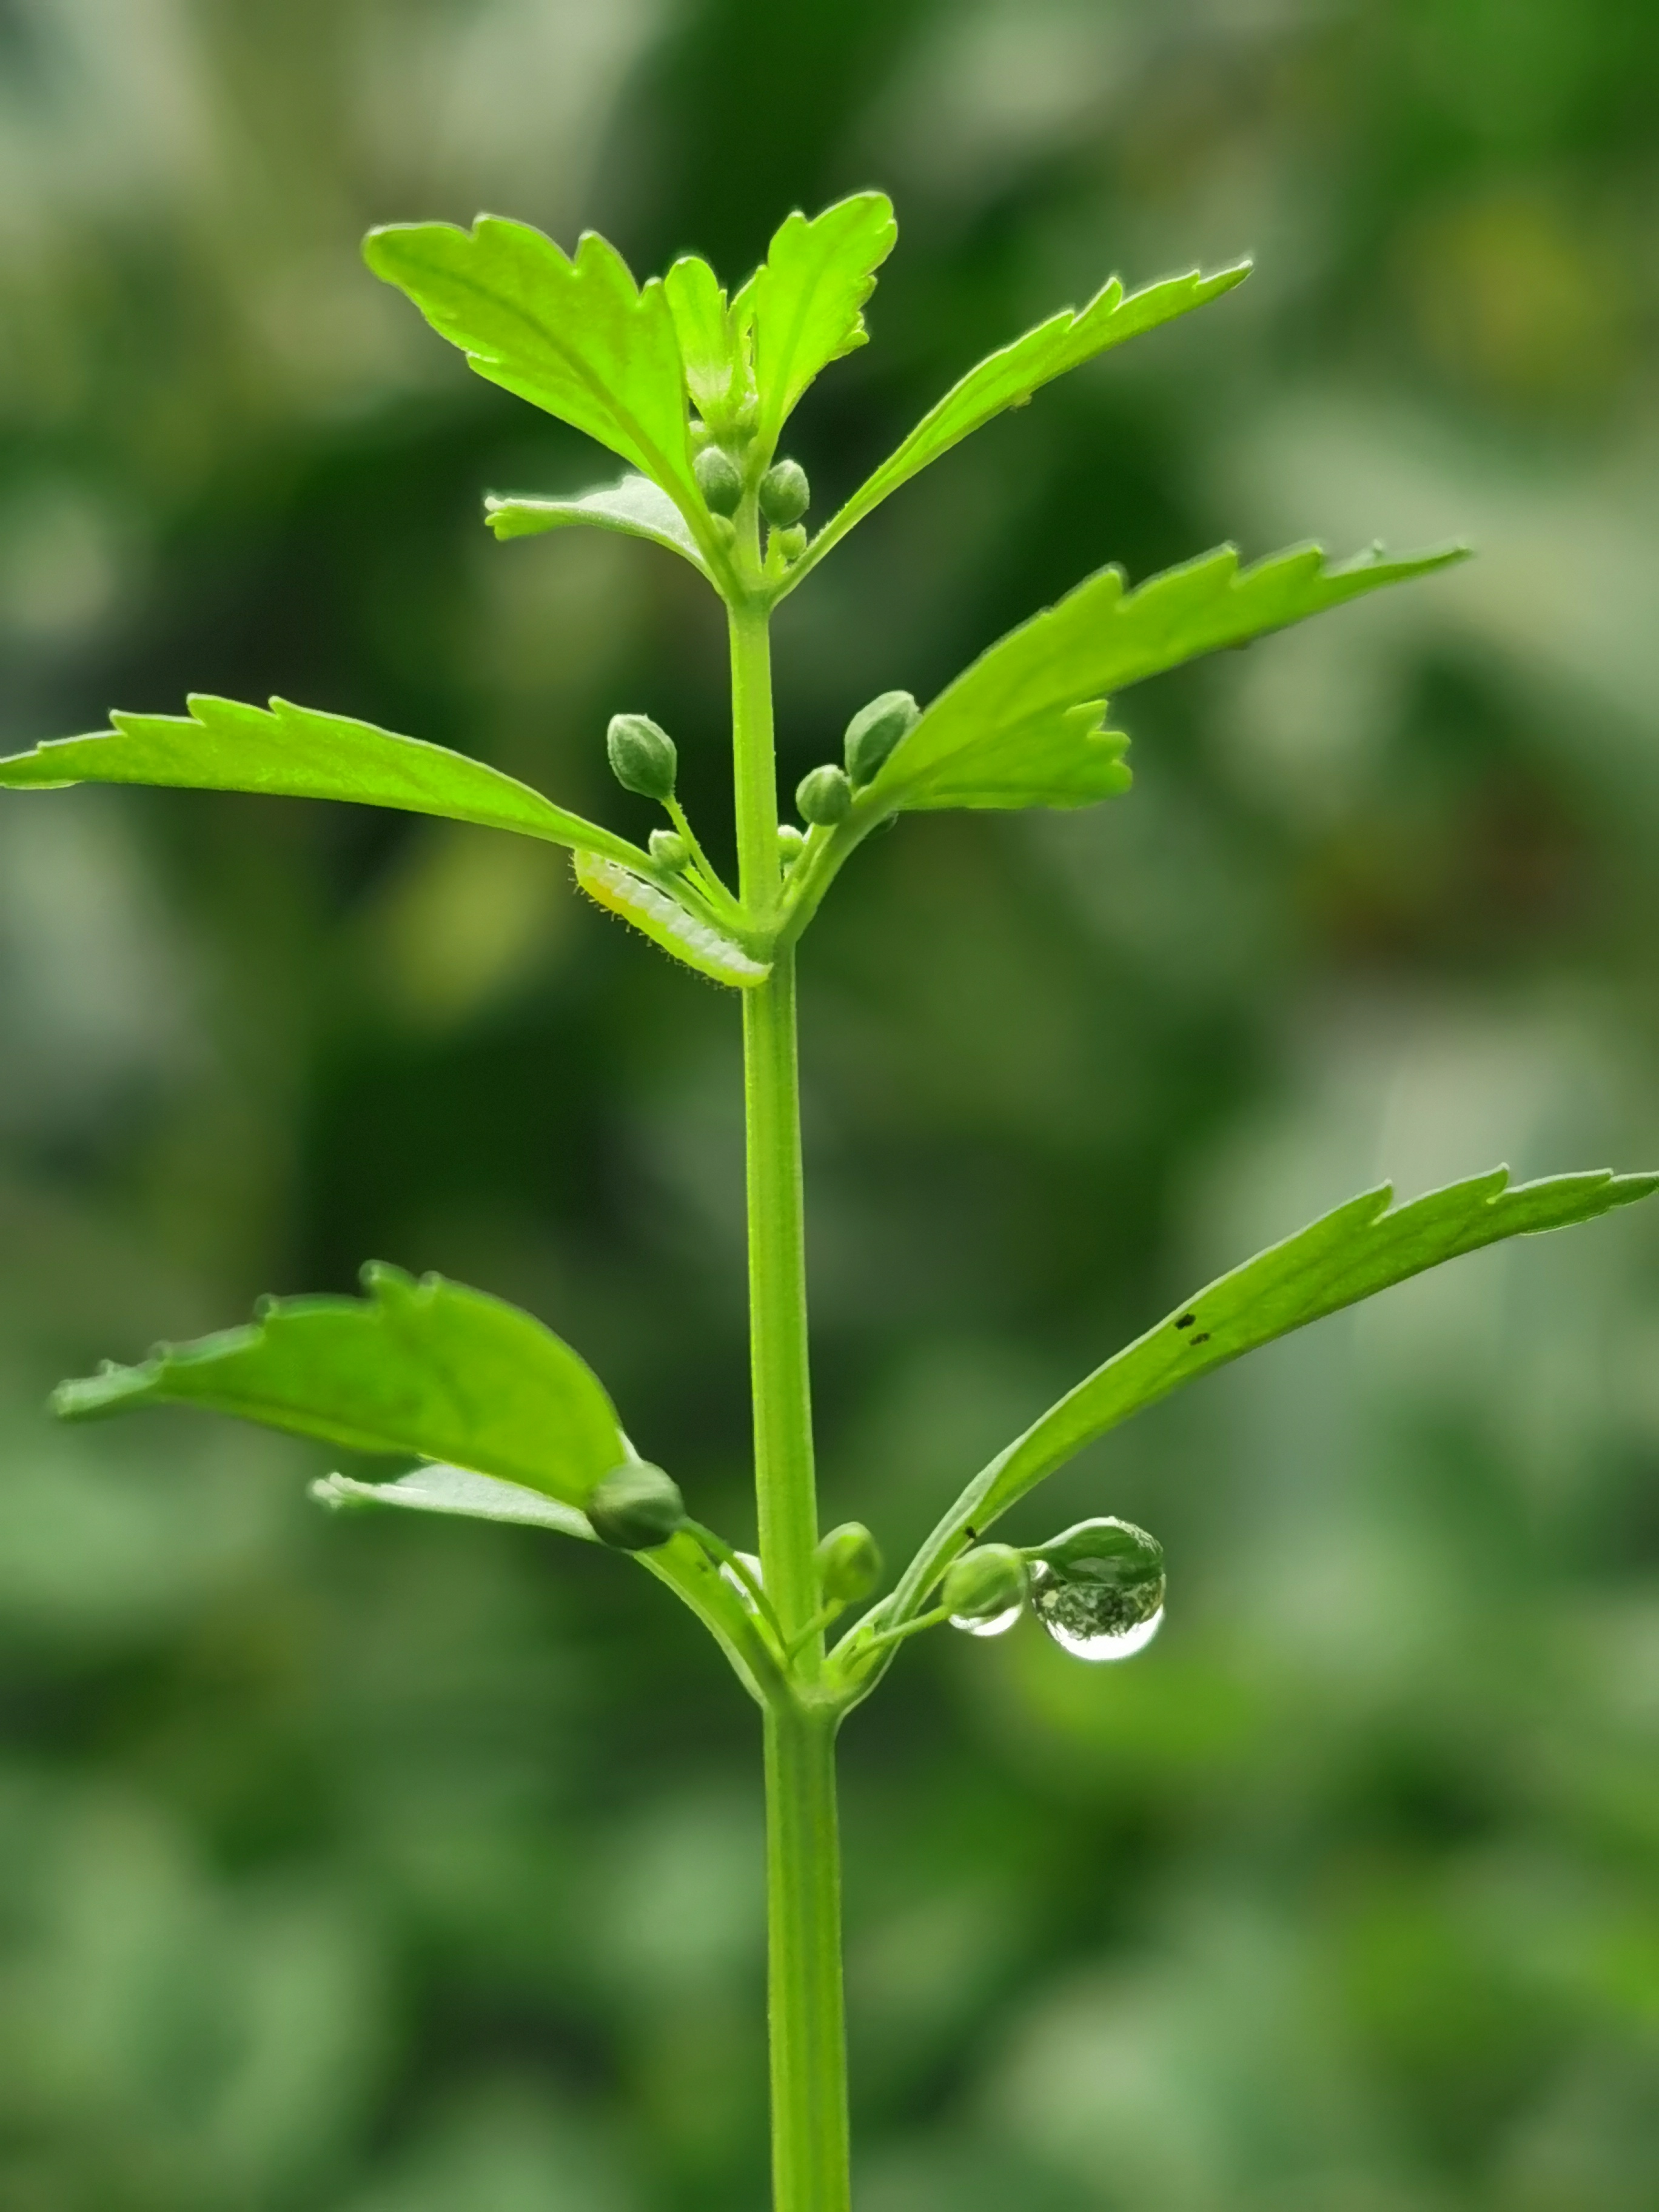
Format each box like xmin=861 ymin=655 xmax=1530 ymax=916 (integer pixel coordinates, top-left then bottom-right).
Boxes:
xmin=731 ymin=602 xmax=819 ymax=1646
xmin=730 ymin=594 xmax=851 ymax=2211
xmin=764 ymin=1701 xmax=850 ymax=2212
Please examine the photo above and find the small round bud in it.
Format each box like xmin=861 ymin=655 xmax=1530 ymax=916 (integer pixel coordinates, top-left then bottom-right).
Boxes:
xmin=607 ymin=713 xmax=677 ymax=802
xmin=649 ymin=828 xmax=689 ymax=871
xmin=942 ymin=1543 xmax=1028 ymax=1635
xmin=758 ymin=458 xmax=810 ymax=528
xmin=777 ymin=823 xmax=807 ymax=866
xmin=693 ymin=445 xmax=743 ymax=517
xmin=773 ymin=525 xmax=808 ymax=565
xmin=586 ymin=1462 xmax=686 ymax=1550
xmin=796 ymin=764 xmax=852 ymax=826
xmin=845 ymin=691 xmax=920 ymax=788
xmin=817 ymin=1522 xmax=882 ymax=1609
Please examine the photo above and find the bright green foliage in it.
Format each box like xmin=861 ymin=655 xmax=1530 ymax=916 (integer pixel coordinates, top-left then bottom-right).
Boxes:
xmin=856 ymin=1167 xmax=1658 ymax=1661
xmin=743 ymin=193 xmax=897 ymax=449
xmin=866 ymin=541 xmax=1464 ymax=816
xmin=664 ymin=252 xmax=753 ymax=428
xmin=573 ymin=851 xmax=769 ymax=987
xmin=56 ymin=1264 xmax=628 ymax=1507
xmin=484 ymin=474 xmax=709 ymax=571
xmin=15 ymin=183 xmax=1654 ymax=2212
xmin=363 ymin=219 xmax=708 ymax=546
xmin=314 ymin=1463 xmax=600 ymax=1540
xmin=0 ymin=694 xmax=644 ymax=865
xmin=788 ymin=260 xmax=1250 ymax=585
xmin=890 ymin=700 xmax=1131 ymax=812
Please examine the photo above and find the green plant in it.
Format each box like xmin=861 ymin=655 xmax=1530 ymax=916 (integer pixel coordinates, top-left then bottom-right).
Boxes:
xmin=5 ymin=194 xmax=1652 ymax=2212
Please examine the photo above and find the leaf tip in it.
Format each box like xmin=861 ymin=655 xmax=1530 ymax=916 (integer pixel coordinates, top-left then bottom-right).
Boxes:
xmin=52 ymin=1362 xmax=141 ymax=1421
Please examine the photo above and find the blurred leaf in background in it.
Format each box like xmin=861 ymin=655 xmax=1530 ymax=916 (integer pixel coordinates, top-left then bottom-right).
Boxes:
xmin=1 ymin=0 xmax=1657 ymax=2207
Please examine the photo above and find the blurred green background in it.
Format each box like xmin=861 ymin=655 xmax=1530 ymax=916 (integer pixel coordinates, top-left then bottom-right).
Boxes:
xmin=2 ymin=2 xmax=1658 ymax=2207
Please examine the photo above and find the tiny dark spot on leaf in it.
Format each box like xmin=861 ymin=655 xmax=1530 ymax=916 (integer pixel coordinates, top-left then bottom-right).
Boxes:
xmin=1191 ymin=1332 xmax=1211 ymax=1345
xmin=1175 ymin=1313 xmax=1196 ymax=1329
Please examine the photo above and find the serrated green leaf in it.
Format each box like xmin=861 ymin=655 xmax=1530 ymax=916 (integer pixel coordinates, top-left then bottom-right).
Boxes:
xmin=899 ymin=703 xmax=1133 ymax=811
xmin=0 ymin=695 xmax=645 ymax=866
xmin=747 ymin=193 xmax=896 ymax=447
xmin=485 ymin=473 xmax=709 ymax=571
xmin=663 ymin=254 xmax=752 ymax=427
xmin=573 ymin=850 xmax=771 ymax=988
xmin=55 ymin=1265 xmax=627 ymax=1508
xmin=784 ymin=261 xmax=1249 ymax=588
xmin=363 ymin=217 xmax=712 ymax=551
xmin=858 ymin=1166 xmax=1658 ymax=1664
xmin=869 ymin=541 xmax=1467 ymax=815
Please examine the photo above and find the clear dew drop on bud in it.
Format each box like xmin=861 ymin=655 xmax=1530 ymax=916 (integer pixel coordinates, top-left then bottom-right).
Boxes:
xmin=1027 ymin=1516 xmax=1165 ymax=1661
xmin=941 ymin=1542 xmax=1029 ymax=1638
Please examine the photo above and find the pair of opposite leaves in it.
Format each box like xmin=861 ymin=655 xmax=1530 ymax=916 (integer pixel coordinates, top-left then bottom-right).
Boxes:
xmin=58 ymin=1167 xmax=1658 ymax=1700
xmin=0 ymin=193 xmax=1460 ymax=987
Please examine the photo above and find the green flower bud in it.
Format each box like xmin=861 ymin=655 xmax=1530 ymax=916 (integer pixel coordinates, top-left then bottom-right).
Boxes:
xmin=1028 ymin=1517 xmax=1165 ymax=1660
xmin=649 ymin=828 xmax=689 ymax=871
xmin=586 ymin=1461 xmax=686 ymax=1550
xmin=693 ymin=444 xmax=744 ymax=517
xmin=777 ymin=823 xmax=807 ymax=866
xmin=844 ymin=690 xmax=920 ymax=787
xmin=773 ymin=524 xmax=808 ymax=565
xmin=758 ymin=458 xmax=810 ymax=528
xmin=817 ymin=1521 xmax=882 ymax=1609
xmin=796 ymin=764 xmax=852 ymax=826
xmin=942 ymin=1543 xmax=1028 ymax=1637
xmin=607 ymin=712 xmax=677 ymax=802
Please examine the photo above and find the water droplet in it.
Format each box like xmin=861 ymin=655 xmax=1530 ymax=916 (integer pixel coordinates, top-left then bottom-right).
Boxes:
xmin=949 ymin=1600 xmax=1023 ymax=1639
xmin=941 ymin=1541 xmax=1028 ymax=1637
xmin=720 ymin=1551 xmax=765 ymax=1613
xmin=1037 ymin=1599 xmax=1164 ymax=1661
xmin=1029 ymin=1517 xmax=1165 ymax=1663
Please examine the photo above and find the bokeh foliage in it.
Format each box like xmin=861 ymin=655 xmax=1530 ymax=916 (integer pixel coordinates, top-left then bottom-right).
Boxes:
xmin=1 ymin=2 xmax=1657 ymax=2207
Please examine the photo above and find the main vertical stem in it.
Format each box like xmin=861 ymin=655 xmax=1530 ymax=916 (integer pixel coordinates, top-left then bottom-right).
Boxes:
xmin=730 ymin=597 xmax=851 ymax=2212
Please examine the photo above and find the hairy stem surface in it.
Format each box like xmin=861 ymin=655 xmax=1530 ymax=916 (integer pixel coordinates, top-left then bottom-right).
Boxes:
xmin=732 ymin=596 xmax=850 ymax=2210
